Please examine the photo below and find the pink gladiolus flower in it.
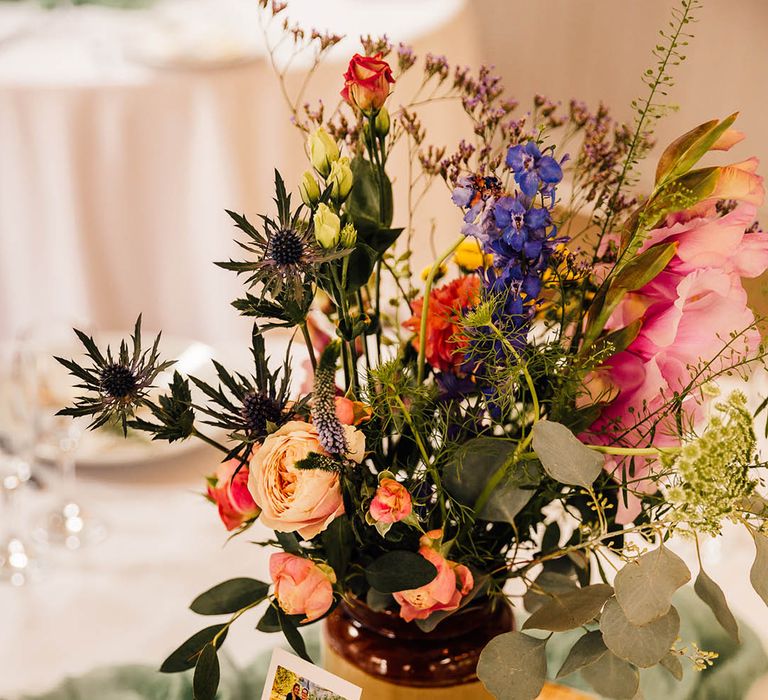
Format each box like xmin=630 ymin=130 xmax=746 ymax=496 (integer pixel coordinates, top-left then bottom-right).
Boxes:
xmin=393 ymin=530 xmax=474 ymax=622
xmin=270 ymin=553 xmax=336 ymax=623
xmin=591 ymin=175 xmax=767 ymax=523
xmin=369 ymin=478 xmax=412 ymax=524
xmin=206 ymin=459 xmax=260 ymax=531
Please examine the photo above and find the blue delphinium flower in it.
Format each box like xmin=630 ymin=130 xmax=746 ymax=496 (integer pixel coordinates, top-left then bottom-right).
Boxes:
xmin=505 ymin=141 xmax=563 ymax=198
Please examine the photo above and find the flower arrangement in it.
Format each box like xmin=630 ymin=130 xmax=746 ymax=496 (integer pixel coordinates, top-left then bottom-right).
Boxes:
xmin=57 ymin=1 xmax=768 ymax=698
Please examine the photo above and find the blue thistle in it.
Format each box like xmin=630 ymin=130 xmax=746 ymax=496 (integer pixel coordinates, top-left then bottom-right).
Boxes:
xmin=311 ymin=342 xmax=348 ymax=455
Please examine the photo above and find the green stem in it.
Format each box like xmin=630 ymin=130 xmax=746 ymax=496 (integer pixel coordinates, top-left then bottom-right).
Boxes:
xmin=300 ymin=322 xmax=317 ymax=372
xmin=416 ymin=236 xmax=464 ymax=383
xmin=588 ymin=445 xmax=671 ymax=457
xmin=191 ymin=428 xmax=229 ymax=454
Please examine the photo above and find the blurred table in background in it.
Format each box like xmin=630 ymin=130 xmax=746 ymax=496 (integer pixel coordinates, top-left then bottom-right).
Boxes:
xmin=0 ymin=0 xmax=475 ymax=347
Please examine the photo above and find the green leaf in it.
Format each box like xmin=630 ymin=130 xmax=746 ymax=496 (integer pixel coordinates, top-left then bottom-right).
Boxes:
xmin=556 ymin=630 xmax=608 ymax=679
xmin=275 ymin=531 xmax=303 ymax=555
xmin=190 ymin=578 xmax=269 ymax=615
xmin=322 ymin=517 xmax=354 ymax=579
xmin=365 ymin=551 xmax=438 ymax=594
xmin=694 ymin=568 xmax=740 ymax=642
xmin=347 ymin=157 xmax=393 ymax=232
xmin=600 ymin=597 xmax=680 ymax=668
xmin=523 ymin=571 xmax=579 ymax=614
xmin=193 ymin=643 xmax=220 ymax=700
xmin=659 ymin=651 xmax=684 ymax=681
xmin=750 ymin=531 xmax=768 ymax=606
xmin=444 ymin=437 xmax=540 ymax=523
xmin=531 ymin=420 xmax=604 ymax=488
xmin=278 ymin=609 xmax=312 ymax=662
xmin=655 ymin=112 xmax=738 ymax=186
xmin=343 ymin=243 xmax=377 ymax=292
xmin=160 ymin=624 xmax=228 ymax=673
xmin=365 ymin=588 xmax=394 ymax=612
xmin=477 ymin=632 xmax=548 ymax=700
xmin=614 ymin=547 xmax=690 ymax=625
xmin=581 ymin=649 xmax=640 ymax=699
xmin=523 ymin=583 xmax=613 ymax=632
xmin=256 ymin=602 xmax=281 ymax=633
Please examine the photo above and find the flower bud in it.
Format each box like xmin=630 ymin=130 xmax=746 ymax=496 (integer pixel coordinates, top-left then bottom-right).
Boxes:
xmin=299 ymin=170 xmax=321 ymax=207
xmin=308 ymin=127 xmax=340 ymax=178
xmin=374 ymin=106 xmax=390 ymax=137
xmin=340 ymin=222 xmax=357 ymax=248
xmin=328 ymin=157 xmax=354 ymax=202
xmin=313 ymin=203 xmax=341 ymax=249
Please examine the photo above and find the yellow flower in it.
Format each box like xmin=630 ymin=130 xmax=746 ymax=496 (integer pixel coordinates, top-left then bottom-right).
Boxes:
xmin=308 ymin=128 xmax=340 ymax=178
xmin=421 ymin=263 xmax=447 ymax=282
xmin=313 ymin=203 xmax=341 ymax=249
xmin=454 ymin=238 xmax=492 ymax=271
xmin=328 ymin=157 xmax=354 ymax=202
xmin=299 ymin=170 xmax=320 ymax=207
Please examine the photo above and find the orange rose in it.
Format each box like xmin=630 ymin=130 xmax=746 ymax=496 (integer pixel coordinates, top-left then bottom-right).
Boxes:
xmin=270 ymin=553 xmax=336 ymax=622
xmin=403 ymin=275 xmax=481 ymax=373
xmin=341 ymin=53 xmax=394 ymax=114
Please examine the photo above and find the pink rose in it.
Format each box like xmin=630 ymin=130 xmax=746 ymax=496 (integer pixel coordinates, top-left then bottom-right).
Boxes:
xmin=369 ymin=478 xmax=412 ymax=524
xmin=340 ymin=53 xmax=394 ymax=114
xmin=206 ymin=459 xmax=260 ymax=531
xmin=270 ymin=552 xmax=336 ymax=623
xmin=393 ymin=530 xmax=474 ymax=622
xmin=247 ymin=420 xmax=365 ymax=540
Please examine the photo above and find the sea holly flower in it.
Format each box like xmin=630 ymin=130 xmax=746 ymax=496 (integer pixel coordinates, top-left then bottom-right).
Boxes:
xmin=341 ymin=52 xmax=394 ymax=115
xmin=505 ymin=141 xmax=563 ymax=197
xmin=206 ymin=459 xmax=260 ymax=531
xmin=269 ymin=553 xmax=336 ymax=622
xmin=392 ymin=530 xmax=474 ymax=622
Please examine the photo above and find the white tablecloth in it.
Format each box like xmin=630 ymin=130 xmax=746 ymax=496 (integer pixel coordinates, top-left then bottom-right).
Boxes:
xmin=0 ymin=0 xmax=476 ymax=347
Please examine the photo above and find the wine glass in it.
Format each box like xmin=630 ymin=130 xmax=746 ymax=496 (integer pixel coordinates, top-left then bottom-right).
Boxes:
xmin=0 ymin=342 xmax=43 ymax=585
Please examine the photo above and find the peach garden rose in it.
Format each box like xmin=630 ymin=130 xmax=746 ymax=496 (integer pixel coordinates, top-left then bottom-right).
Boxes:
xmin=247 ymin=420 xmax=365 ymax=540
xmin=270 ymin=552 xmax=336 ymax=622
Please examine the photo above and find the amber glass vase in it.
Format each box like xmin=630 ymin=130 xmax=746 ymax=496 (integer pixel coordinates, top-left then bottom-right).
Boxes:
xmin=323 ymin=598 xmax=592 ymax=699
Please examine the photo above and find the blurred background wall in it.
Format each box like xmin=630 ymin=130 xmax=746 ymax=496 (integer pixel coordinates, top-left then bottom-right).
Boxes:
xmin=1 ymin=0 xmax=766 ymax=347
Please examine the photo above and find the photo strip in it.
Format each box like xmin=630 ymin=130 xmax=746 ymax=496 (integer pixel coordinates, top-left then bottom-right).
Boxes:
xmin=260 ymin=648 xmax=362 ymax=700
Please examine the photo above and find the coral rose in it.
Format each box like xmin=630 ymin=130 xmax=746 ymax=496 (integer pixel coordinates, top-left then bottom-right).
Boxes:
xmin=206 ymin=459 xmax=260 ymax=531
xmin=393 ymin=530 xmax=474 ymax=622
xmin=270 ymin=552 xmax=336 ymax=623
xmin=341 ymin=53 xmax=394 ymax=114
xmin=248 ymin=420 xmax=365 ymax=540
xmin=403 ymin=275 xmax=481 ymax=374
xmin=369 ymin=478 xmax=412 ymax=524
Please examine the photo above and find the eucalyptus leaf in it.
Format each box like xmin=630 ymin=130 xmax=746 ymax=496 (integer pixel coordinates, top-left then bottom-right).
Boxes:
xmin=444 ymin=437 xmax=540 ymax=523
xmin=365 ymin=551 xmax=437 ymax=594
xmin=556 ymin=630 xmax=608 ymax=679
xmin=365 ymin=587 xmax=393 ymax=612
xmin=523 ymin=584 xmax=613 ymax=632
xmin=581 ymin=650 xmax=640 ymax=700
xmin=659 ymin=651 xmax=684 ymax=681
xmin=750 ymin=531 xmax=768 ymax=606
xmin=477 ymin=632 xmax=548 ymax=700
xmin=694 ymin=568 xmax=740 ymax=642
xmin=192 ymin=644 xmax=220 ymax=700
xmin=190 ymin=578 xmax=269 ymax=615
xmin=523 ymin=570 xmax=579 ymax=613
xmin=531 ymin=420 xmax=604 ymax=488
xmin=160 ymin=624 xmax=228 ymax=673
xmin=614 ymin=547 xmax=690 ymax=625
xmin=600 ymin=597 xmax=680 ymax=668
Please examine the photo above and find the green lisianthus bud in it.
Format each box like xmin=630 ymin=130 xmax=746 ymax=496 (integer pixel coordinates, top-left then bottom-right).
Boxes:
xmin=340 ymin=223 xmax=357 ymax=248
xmin=374 ymin=106 xmax=390 ymax=137
xmin=313 ymin=203 xmax=341 ymax=249
xmin=328 ymin=157 xmax=354 ymax=202
xmin=299 ymin=170 xmax=321 ymax=207
xmin=308 ymin=127 xmax=340 ymax=178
